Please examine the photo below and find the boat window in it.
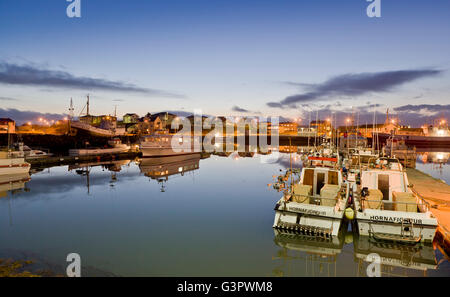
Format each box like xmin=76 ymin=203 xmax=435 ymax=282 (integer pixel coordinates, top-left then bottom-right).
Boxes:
xmin=316 ymin=172 xmax=325 ymax=195
xmin=378 ymin=174 xmax=390 ymax=201
xmin=303 ymin=169 xmax=314 ymax=186
xmin=328 ymin=171 xmax=339 ymax=185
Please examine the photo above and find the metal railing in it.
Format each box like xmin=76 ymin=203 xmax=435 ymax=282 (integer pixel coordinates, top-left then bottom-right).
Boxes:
xmin=360 ymin=198 xmax=430 ymax=212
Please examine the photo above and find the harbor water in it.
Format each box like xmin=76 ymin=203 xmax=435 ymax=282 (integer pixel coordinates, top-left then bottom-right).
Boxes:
xmin=1 ymin=149 xmax=449 ymax=277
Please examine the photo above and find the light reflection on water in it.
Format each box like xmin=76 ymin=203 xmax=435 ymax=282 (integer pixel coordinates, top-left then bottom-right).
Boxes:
xmin=0 ymin=150 xmax=449 ymax=277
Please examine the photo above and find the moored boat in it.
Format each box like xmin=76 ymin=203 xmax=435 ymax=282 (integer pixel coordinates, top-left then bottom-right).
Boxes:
xmin=272 ymin=156 xmax=350 ymax=238
xmin=139 ymin=134 xmax=198 ymax=157
xmin=0 ymin=151 xmax=31 ymax=176
xmin=353 ymin=158 xmax=437 ymax=244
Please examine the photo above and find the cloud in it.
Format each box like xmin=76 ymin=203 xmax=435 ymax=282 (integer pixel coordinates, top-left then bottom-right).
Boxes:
xmin=269 ymin=69 xmax=443 ymax=108
xmin=296 ymin=103 xmax=449 ymax=127
xmin=0 ymin=62 xmax=184 ymax=98
xmin=0 ymin=108 xmax=66 ymax=124
xmin=394 ymin=104 xmax=450 ymax=113
xmin=0 ymin=96 xmax=18 ymax=101
xmin=232 ymin=105 xmax=250 ymax=113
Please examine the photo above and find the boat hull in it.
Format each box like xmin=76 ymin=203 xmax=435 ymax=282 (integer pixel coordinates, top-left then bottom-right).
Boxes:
xmin=0 ymin=158 xmax=31 ymax=176
xmin=140 ymin=147 xmax=199 ymax=158
xmin=273 ymin=200 xmax=348 ymax=238
xmin=68 ymin=147 xmax=130 ymax=156
xmin=355 ymin=209 xmax=437 ymax=243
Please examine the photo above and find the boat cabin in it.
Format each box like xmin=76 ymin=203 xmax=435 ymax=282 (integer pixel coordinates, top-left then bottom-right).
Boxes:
xmin=360 ymin=164 xmax=420 ymax=212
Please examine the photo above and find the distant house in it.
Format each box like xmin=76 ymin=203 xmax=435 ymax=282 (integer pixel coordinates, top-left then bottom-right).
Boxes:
xmin=0 ymin=118 xmax=15 ymax=134
xmin=149 ymin=114 xmax=164 ymax=131
xmin=123 ymin=113 xmax=139 ymax=124
xmin=79 ymin=115 xmax=117 ymax=130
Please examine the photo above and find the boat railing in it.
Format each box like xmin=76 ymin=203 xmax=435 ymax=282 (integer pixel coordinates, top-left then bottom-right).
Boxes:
xmin=360 ymin=198 xmax=430 ymax=212
xmin=409 ymin=187 xmax=433 ymax=212
xmin=290 ymin=194 xmax=341 ymax=206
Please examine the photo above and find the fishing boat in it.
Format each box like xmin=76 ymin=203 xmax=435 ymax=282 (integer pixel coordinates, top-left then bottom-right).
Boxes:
xmin=139 ymin=134 xmax=198 ymax=157
xmin=0 ymin=151 xmax=31 ymax=176
xmin=353 ymin=157 xmax=438 ymax=244
xmin=272 ymin=154 xmax=350 ymax=238
xmin=68 ymin=138 xmax=130 ymax=156
xmin=382 ymin=136 xmax=416 ymax=168
xmin=12 ymin=143 xmax=53 ymax=159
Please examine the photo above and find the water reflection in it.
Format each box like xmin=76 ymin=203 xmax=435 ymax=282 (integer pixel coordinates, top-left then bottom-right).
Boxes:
xmin=138 ymin=154 xmax=203 ymax=192
xmin=0 ymin=173 xmax=31 ymax=198
xmin=272 ymin=228 xmax=347 ymax=277
xmin=353 ymin=235 xmax=437 ymax=277
xmin=272 ymin=226 xmax=439 ymax=277
xmin=417 ymin=150 xmax=450 ymax=165
xmin=68 ymin=160 xmax=133 ymax=193
xmin=0 ymin=146 xmax=448 ymax=277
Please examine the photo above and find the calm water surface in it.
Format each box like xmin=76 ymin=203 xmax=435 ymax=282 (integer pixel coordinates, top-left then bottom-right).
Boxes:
xmin=1 ymin=150 xmax=449 ymax=277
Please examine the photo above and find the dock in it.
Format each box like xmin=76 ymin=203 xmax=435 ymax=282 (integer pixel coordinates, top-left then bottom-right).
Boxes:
xmin=406 ymin=168 xmax=450 ymax=256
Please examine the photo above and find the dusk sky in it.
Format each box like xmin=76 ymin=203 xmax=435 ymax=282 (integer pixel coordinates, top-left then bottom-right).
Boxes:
xmin=1 ymin=0 xmax=449 ymax=125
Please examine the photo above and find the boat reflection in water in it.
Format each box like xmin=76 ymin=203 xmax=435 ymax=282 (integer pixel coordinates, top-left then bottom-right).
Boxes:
xmin=419 ymin=151 xmax=450 ymax=165
xmin=272 ymin=223 xmax=438 ymax=277
xmin=138 ymin=153 xmax=202 ymax=192
xmin=0 ymin=173 xmax=31 ymax=198
xmin=272 ymin=226 xmax=348 ymax=277
xmin=353 ymin=234 xmax=437 ymax=277
xmin=68 ymin=160 xmax=132 ymax=193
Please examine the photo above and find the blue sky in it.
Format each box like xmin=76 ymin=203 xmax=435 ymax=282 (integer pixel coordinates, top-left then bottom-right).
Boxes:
xmin=0 ymin=0 xmax=449 ymax=125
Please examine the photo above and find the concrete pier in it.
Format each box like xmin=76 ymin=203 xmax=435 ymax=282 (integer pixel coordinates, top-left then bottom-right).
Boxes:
xmin=406 ymin=168 xmax=450 ymax=256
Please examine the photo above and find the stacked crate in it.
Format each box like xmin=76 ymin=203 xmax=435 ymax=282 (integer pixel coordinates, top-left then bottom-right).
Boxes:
xmin=362 ymin=189 xmax=383 ymax=210
xmin=320 ymin=184 xmax=340 ymax=207
xmin=292 ymin=184 xmax=312 ymax=204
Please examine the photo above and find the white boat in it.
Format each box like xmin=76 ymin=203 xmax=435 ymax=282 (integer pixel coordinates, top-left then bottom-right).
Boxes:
xmin=13 ymin=143 xmax=52 ymax=159
xmin=0 ymin=151 xmax=31 ymax=176
xmin=353 ymin=158 xmax=438 ymax=244
xmin=273 ymin=163 xmax=350 ymax=238
xmin=139 ymin=134 xmax=198 ymax=157
xmin=69 ymin=139 xmax=130 ymax=156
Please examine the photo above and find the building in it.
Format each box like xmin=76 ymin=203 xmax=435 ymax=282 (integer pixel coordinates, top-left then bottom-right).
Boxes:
xmin=297 ymin=125 xmax=316 ymax=137
xmin=79 ymin=115 xmax=117 ymax=130
xmin=0 ymin=118 xmax=15 ymax=134
xmin=278 ymin=122 xmax=298 ymax=135
xmin=341 ymin=123 xmax=397 ymax=138
xmin=123 ymin=113 xmax=139 ymax=124
xmin=310 ymin=120 xmax=332 ymax=137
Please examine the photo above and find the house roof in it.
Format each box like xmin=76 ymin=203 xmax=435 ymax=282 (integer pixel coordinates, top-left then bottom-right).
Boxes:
xmin=0 ymin=118 xmax=14 ymax=123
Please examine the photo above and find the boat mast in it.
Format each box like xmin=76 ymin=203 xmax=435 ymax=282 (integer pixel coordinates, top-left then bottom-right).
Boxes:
xmin=86 ymin=94 xmax=90 ymax=116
